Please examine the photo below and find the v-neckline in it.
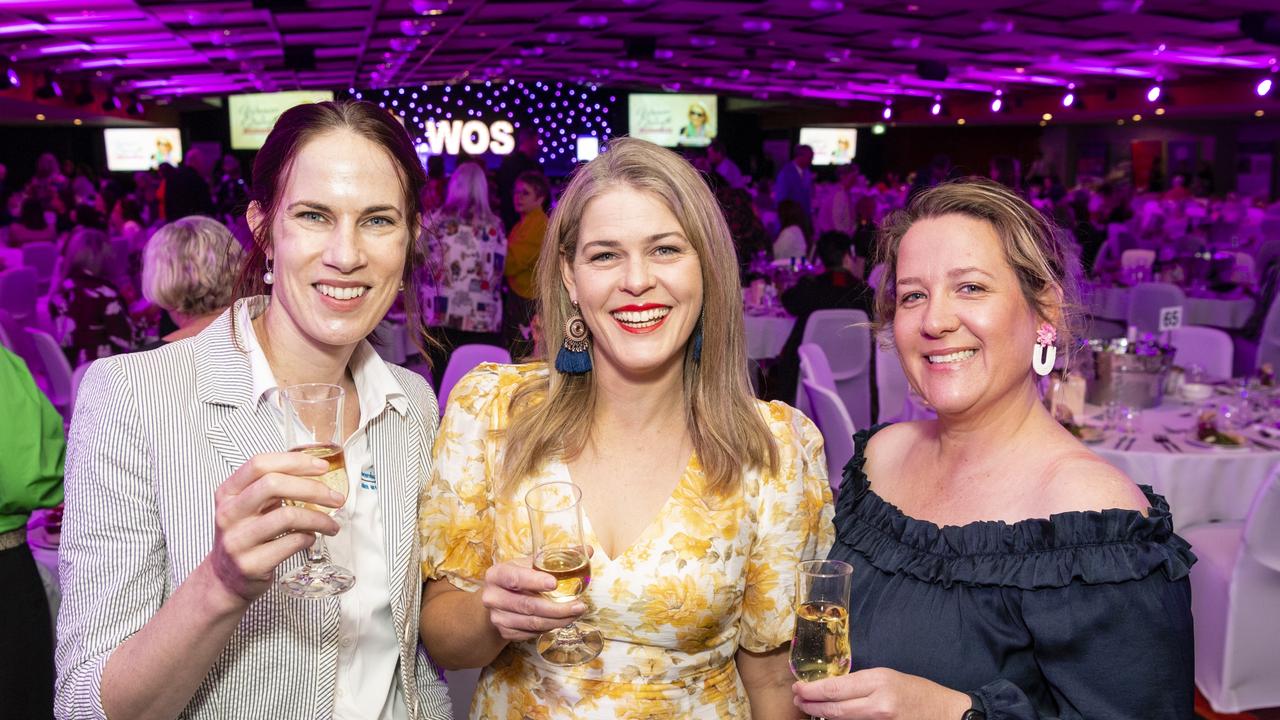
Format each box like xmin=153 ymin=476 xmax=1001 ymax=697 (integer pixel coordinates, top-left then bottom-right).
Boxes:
xmin=555 ymin=453 xmax=695 ymax=564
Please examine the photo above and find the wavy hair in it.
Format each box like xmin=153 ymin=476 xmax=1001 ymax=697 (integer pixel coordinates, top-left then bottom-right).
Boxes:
xmin=500 ymin=137 xmax=778 ymax=497
xmin=437 ymin=162 xmax=500 ymax=227
xmin=143 ymin=215 xmax=245 ymax=317
xmin=872 ymin=177 xmax=1082 ymax=359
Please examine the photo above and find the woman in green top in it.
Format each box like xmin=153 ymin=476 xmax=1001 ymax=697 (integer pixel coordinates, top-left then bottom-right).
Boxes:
xmin=0 ymin=345 xmax=66 ymax=718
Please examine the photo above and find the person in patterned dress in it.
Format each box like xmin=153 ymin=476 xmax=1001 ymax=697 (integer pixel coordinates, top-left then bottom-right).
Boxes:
xmin=47 ymin=228 xmax=137 ymax=365
xmin=419 ymin=137 xmax=832 ymax=719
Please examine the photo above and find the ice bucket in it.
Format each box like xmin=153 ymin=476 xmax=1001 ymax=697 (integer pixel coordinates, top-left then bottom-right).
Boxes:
xmin=1079 ymin=338 xmax=1174 ymax=409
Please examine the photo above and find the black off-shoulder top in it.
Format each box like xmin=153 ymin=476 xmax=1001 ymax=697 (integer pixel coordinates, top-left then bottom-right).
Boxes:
xmin=828 ymin=424 xmax=1197 ymax=719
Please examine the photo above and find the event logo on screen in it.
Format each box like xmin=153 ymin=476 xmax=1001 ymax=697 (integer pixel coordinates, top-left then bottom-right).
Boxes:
xmin=104 ymin=128 xmax=183 ymax=172
xmin=228 ymin=90 xmax=335 ymax=150
xmin=628 ymin=94 xmax=717 ymax=148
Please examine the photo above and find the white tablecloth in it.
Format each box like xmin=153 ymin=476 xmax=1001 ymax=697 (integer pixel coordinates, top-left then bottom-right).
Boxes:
xmin=743 ymin=313 xmax=796 ymax=361
xmin=1088 ymin=403 xmax=1279 ymax=532
xmin=1087 ymin=286 xmax=1256 ymax=330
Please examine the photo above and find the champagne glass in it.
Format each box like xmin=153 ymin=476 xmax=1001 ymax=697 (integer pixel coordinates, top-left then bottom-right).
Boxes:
xmin=790 ymin=559 xmax=853 ymax=682
xmin=277 ymin=383 xmax=356 ymax=598
xmin=525 ymin=481 xmax=603 ymax=666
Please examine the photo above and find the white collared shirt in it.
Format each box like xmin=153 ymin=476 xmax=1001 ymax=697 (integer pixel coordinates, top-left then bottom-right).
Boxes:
xmin=239 ymin=303 xmax=408 ymax=720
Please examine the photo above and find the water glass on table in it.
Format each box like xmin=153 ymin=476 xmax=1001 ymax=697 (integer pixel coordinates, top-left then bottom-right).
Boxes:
xmin=276 ymin=383 xmax=356 ymax=598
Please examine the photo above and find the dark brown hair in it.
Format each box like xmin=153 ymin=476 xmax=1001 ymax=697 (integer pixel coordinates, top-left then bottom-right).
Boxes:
xmin=515 ymin=169 xmax=551 ymax=212
xmin=235 ymin=100 xmax=438 ymax=363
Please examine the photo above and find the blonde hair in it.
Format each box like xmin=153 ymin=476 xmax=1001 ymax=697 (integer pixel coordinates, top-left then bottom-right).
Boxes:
xmin=873 ymin=177 xmax=1082 ymax=356
xmin=501 ymin=137 xmax=778 ymax=496
xmin=143 ymin=215 xmax=246 ymax=316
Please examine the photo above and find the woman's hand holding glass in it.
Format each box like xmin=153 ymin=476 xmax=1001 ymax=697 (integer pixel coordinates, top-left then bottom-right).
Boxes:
xmin=207 ymin=452 xmax=344 ymax=605
xmin=478 ymin=557 xmax=589 ymax=643
xmin=792 ymin=667 xmax=973 ymax=720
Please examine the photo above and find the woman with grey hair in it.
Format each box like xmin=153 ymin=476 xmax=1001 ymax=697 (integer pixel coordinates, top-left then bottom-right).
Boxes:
xmin=141 ymin=215 xmax=245 ymax=346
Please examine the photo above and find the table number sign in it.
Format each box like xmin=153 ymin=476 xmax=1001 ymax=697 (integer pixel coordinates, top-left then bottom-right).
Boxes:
xmin=1158 ymin=305 xmax=1184 ymax=332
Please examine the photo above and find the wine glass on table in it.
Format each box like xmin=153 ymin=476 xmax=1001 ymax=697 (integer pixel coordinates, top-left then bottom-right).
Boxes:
xmin=791 ymin=559 xmax=854 ymax=719
xmin=524 ymin=481 xmax=603 ymax=666
xmin=276 ymin=383 xmax=355 ymax=598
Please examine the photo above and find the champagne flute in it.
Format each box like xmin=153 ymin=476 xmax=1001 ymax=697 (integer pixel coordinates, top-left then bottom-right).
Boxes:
xmin=790 ymin=559 xmax=853 ymax=682
xmin=524 ymin=481 xmax=603 ymax=666
xmin=277 ymin=383 xmax=356 ymax=598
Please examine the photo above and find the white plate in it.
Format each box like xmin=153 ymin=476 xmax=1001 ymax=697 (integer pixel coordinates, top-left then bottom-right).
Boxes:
xmin=1184 ymin=433 xmax=1249 ymax=451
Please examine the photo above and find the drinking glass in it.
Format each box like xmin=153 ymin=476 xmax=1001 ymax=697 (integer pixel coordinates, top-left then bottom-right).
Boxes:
xmin=525 ymin=481 xmax=603 ymax=666
xmin=790 ymin=559 xmax=854 ymax=682
xmin=277 ymin=383 xmax=355 ymax=598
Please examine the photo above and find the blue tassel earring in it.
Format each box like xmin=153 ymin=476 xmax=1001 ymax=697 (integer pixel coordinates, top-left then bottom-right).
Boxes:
xmin=692 ymin=322 xmax=703 ymax=363
xmin=555 ymin=306 xmax=592 ymax=374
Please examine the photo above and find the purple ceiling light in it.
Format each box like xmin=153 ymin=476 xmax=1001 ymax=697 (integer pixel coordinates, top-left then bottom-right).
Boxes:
xmin=1062 ymin=83 xmax=1076 ymax=107
xmin=0 ymin=67 xmax=18 ymax=89
xmin=1257 ymin=77 xmax=1273 ymax=97
xmin=882 ymin=99 xmax=892 ymax=120
xmin=990 ymin=90 xmax=1003 ymax=113
xmin=1146 ymin=84 xmax=1161 ymax=102
xmin=930 ymin=95 xmax=942 ymax=115
xmin=810 ymin=0 xmax=844 ymax=10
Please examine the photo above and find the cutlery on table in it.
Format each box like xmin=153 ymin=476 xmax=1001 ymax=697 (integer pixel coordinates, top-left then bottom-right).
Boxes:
xmin=1124 ymin=436 xmax=1137 ymax=451
xmin=1250 ymin=436 xmax=1279 ymax=451
xmin=1153 ymin=434 xmax=1181 ymax=453
xmin=1113 ymin=435 xmax=1129 ymax=450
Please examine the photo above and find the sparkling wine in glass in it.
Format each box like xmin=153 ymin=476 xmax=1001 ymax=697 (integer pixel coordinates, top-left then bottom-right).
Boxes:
xmin=790 ymin=559 xmax=853 ymax=682
xmin=525 ymin=481 xmax=603 ymax=666
xmin=277 ymin=383 xmax=356 ymax=598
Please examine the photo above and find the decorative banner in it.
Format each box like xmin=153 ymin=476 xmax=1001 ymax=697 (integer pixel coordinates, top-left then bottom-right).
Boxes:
xmin=1158 ymin=305 xmax=1184 ymax=332
xmin=103 ymin=127 xmax=183 ymax=172
xmin=228 ymin=90 xmax=335 ymax=150
xmin=627 ymin=93 xmax=718 ymax=148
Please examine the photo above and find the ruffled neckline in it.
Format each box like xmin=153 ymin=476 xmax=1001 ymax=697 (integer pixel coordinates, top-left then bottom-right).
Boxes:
xmin=834 ymin=424 xmax=1196 ymax=590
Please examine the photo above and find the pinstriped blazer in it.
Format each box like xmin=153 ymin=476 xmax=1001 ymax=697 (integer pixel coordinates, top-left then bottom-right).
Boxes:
xmin=54 ymin=299 xmax=452 ymax=719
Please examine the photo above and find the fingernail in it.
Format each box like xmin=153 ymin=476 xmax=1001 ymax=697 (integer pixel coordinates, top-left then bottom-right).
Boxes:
xmin=330 ymin=490 xmax=345 ymax=503
xmin=312 ymin=457 xmax=329 ymax=470
xmin=571 ymin=603 xmax=586 ymax=614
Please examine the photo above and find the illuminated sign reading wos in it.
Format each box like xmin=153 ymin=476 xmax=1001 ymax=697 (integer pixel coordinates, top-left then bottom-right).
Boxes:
xmin=422 ymin=119 xmax=515 ymax=155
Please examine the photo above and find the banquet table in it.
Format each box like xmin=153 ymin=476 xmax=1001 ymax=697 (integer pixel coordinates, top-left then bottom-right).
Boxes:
xmin=1086 ymin=286 xmax=1256 ymax=330
xmin=743 ymin=311 xmax=796 ymax=361
xmin=1086 ymin=401 xmax=1279 ymax=533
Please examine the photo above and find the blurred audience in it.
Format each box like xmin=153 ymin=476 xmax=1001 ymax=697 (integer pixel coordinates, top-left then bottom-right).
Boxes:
xmin=502 ymin=169 xmax=550 ymax=360
xmin=139 ymin=216 xmax=245 ymax=349
xmin=47 ymin=228 xmax=137 ymax=365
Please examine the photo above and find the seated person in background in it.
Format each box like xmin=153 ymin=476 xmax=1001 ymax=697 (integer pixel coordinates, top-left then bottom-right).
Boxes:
xmin=766 ymin=231 xmax=872 ymax=402
xmin=773 ymin=199 xmax=810 ymax=261
xmin=47 ymin=228 xmax=137 ymax=365
xmin=9 ymin=196 xmax=57 ymax=247
xmin=0 ymin=346 xmax=65 ymax=719
xmin=794 ymin=178 xmax=1195 ymax=720
xmin=419 ymin=137 xmax=832 ymax=719
xmin=139 ymin=215 xmax=246 ymax=348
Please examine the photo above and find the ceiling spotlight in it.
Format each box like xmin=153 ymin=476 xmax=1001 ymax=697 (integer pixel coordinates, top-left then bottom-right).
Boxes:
xmin=1146 ymin=84 xmax=1161 ymax=102
xmin=101 ymin=93 xmax=121 ymax=112
xmin=990 ymin=90 xmax=1004 ymax=113
xmin=882 ymin=99 xmax=892 ymax=120
xmin=74 ymin=84 xmax=94 ymax=106
xmin=127 ymin=98 xmax=144 ymax=116
xmin=0 ymin=67 xmax=17 ymax=89
xmin=1062 ymin=92 xmax=1075 ymax=108
xmin=931 ymin=95 xmax=942 ymax=116
xmin=1257 ymin=77 xmax=1273 ymax=97
xmin=35 ymin=73 xmax=62 ymax=100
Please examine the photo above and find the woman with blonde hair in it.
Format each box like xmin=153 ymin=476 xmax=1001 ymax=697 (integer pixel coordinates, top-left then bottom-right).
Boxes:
xmin=141 ymin=215 xmax=246 ymax=346
xmin=420 ymin=137 xmax=831 ymax=718
xmin=423 ymin=162 xmax=506 ymax=374
xmin=793 ymin=178 xmax=1194 ymax=719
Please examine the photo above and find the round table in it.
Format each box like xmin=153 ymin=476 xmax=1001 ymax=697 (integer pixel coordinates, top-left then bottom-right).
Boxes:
xmin=1087 ymin=403 xmax=1279 ymax=532
xmin=743 ymin=312 xmax=796 ymax=361
xmin=1086 ymin=286 xmax=1256 ymax=330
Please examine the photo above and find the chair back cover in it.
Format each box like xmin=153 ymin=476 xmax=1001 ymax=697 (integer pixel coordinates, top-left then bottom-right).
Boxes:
xmin=801 ymin=378 xmax=855 ymax=496
xmin=24 ymin=327 xmax=73 ymax=412
xmin=1120 ymin=248 xmax=1156 ymax=270
xmin=438 ymin=344 xmax=511 ymax=416
xmin=874 ymin=341 xmax=911 ymax=423
xmin=1258 ymin=293 xmax=1280 ymax=371
xmin=21 ymin=241 xmax=57 ymax=286
xmin=0 ymin=266 xmax=38 ymax=323
xmin=1169 ymin=326 xmax=1234 ymax=381
xmin=800 ymin=309 xmax=871 ymax=428
xmin=1243 ymin=469 xmax=1280 ymax=572
xmin=1126 ymin=282 xmax=1186 ymax=334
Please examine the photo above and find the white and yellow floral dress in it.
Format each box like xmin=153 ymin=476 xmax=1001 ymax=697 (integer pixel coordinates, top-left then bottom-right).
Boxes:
xmin=419 ymin=362 xmax=834 ymax=719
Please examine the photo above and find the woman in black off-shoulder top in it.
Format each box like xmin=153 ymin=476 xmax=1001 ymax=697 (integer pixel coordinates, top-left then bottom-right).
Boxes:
xmin=793 ymin=179 xmax=1195 ymax=720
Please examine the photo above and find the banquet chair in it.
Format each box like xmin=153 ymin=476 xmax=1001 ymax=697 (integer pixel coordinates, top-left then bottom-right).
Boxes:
xmin=24 ymin=327 xmax=73 ymax=417
xmin=1257 ymin=292 xmax=1280 ymax=371
xmin=1119 ymin=248 xmax=1156 ymax=272
xmin=21 ymin=241 xmax=57 ymax=287
xmin=801 ymin=379 xmax=855 ymax=496
xmin=874 ymin=341 xmax=910 ymax=423
xmin=1126 ymin=282 xmax=1186 ymax=334
xmin=1168 ymin=326 xmax=1233 ymax=381
xmin=800 ymin=309 xmax=871 ymax=428
xmin=1184 ymin=468 xmax=1280 ymax=713
xmin=1228 ymin=253 xmax=1256 ymax=285
xmin=69 ymin=360 xmax=93 ymax=421
xmin=438 ymin=344 xmax=511 ymax=417
xmin=0 ymin=266 xmax=39 ymax=324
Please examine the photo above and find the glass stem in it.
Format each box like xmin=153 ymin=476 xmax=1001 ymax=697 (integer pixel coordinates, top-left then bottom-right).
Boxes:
xmin=307 ymin=532 xmax=327 ymax=563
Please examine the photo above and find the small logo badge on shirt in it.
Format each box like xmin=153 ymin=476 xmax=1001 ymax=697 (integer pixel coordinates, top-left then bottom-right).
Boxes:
xmin=360 ymin=469 xmax=377 ymax=491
